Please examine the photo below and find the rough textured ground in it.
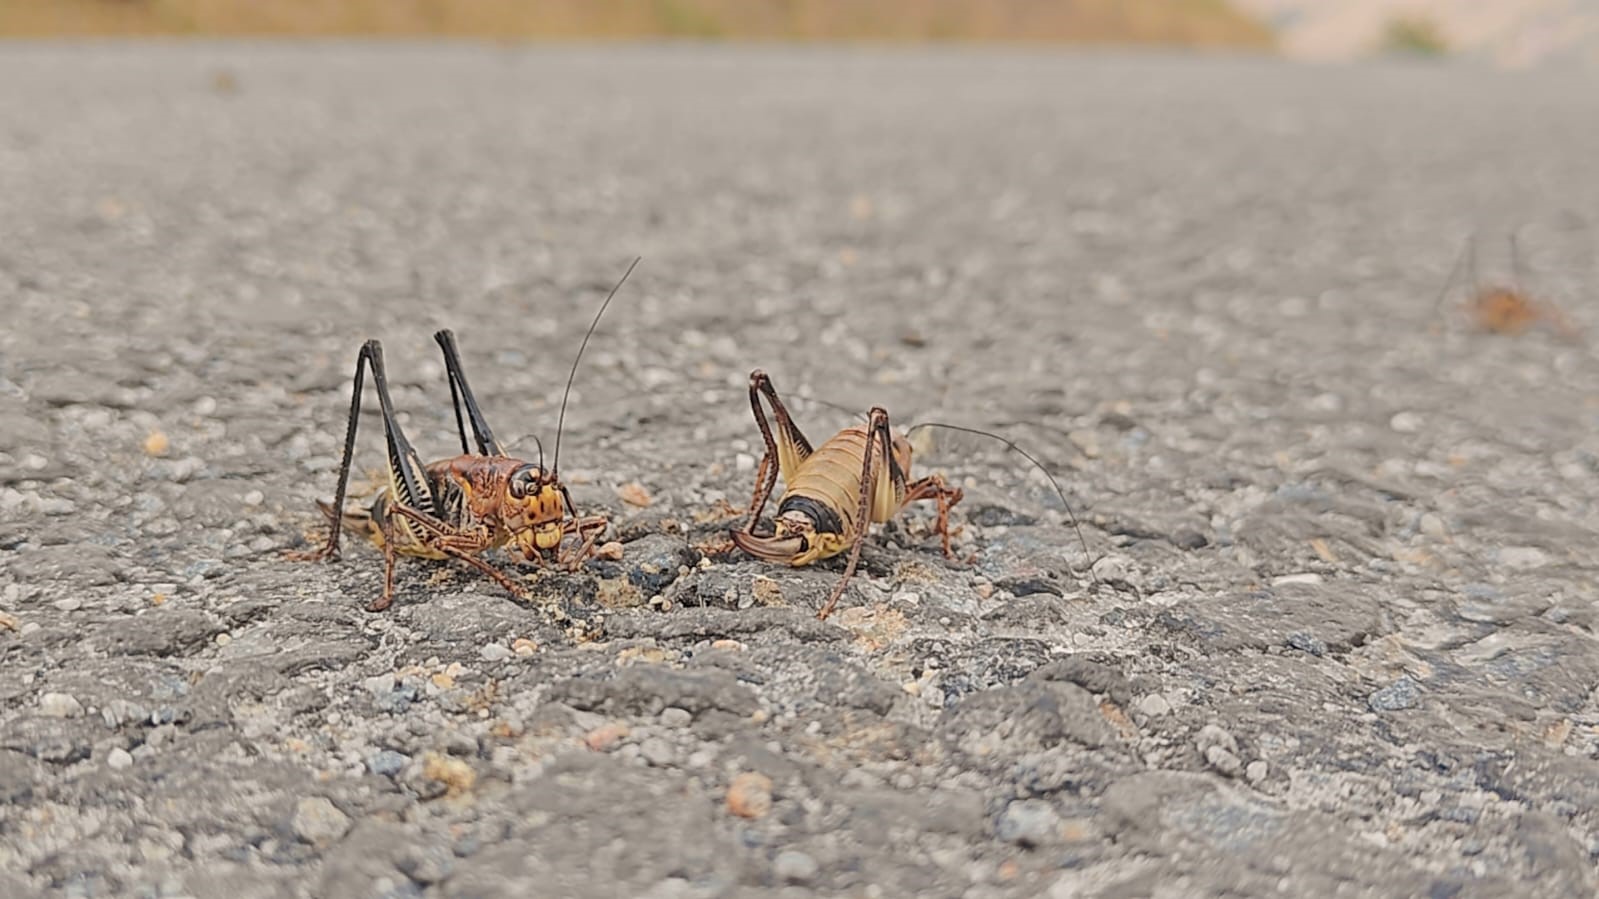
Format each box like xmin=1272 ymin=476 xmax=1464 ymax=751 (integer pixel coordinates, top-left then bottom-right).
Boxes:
xmin=2 ymin=45 xmax=1598 ymax=898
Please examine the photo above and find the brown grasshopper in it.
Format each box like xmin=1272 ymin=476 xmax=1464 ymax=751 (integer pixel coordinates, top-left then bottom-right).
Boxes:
xmin=1436 ymin=231 xmax=1578 ymax=338
xmin=291 ymin=259 xmax=638 ymax=611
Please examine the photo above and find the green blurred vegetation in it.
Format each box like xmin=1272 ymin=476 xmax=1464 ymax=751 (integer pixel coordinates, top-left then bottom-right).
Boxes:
xmin=0 ymin=0 xmax=1273 ymax=47
xmin=1378 ymin=16 xmax=1451 ymax=57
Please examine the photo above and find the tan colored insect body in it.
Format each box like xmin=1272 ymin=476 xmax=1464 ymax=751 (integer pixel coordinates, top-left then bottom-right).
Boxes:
xmin=731 ymin=370 xmax=961 ymax=620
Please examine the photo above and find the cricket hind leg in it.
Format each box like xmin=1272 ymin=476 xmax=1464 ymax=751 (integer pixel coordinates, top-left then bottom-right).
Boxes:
xmin=1431 ymin=233 xmax=1472 ymax=324
xmin=434 ymin=329 xmax=505 ymax=457
xmin=818 ymin=407 xmax=898 ymax=622
xmin=288 ymin=340 xmax=385 ymax=562
xmin=740 ymin=370 xmax=815 ymax=534
xmin=291 ymin=340 xmax=441 ymax=578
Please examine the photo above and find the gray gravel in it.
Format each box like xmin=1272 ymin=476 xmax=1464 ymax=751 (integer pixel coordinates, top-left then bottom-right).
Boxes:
xmin=3 ymin=44 xmax=1599 ymax=898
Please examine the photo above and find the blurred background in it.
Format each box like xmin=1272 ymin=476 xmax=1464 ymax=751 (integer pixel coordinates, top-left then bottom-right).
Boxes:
xmin=4 ymin=2 xmax=1599 ymax=897
xmin=3 ymin=0 xmax=1595 ymax=67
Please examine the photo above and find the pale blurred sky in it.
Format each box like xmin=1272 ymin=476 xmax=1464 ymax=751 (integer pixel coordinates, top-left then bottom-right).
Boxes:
xmin=1239 ymin=0 xmax=1599 ymax=66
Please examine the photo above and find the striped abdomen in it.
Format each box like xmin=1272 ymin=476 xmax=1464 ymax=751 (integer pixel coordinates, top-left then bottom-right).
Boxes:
xmin=781 ymin=426 xmax=901 ymax=536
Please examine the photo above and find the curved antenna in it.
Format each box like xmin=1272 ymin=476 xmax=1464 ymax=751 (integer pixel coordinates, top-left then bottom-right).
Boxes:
xmin=1509 ymin=223 xmax=1530 ymax=290
xmin=1433 ymin=233 xmax=1472 ymax=317
xmin=905 ymin=421 xmax=1099 ymax=584
xmin=792 ymin=392 xmax=869 ymax=422
xmin=502 ymin=433 xmax=547 ymax=473
xmin=986 ymin=418 xmax=1081 ymax=445
xmin=552 ymin=256 xmax=641 ymax=474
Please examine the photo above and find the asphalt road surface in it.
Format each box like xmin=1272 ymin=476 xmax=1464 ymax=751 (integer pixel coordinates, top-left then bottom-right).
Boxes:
xmin=2 ymin=44 xmax=1598 ymax=898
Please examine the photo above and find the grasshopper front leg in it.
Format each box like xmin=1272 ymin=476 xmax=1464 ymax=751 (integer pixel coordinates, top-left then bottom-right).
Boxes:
xmin=557 ymin=515 xmax=611 ymax=572
xmin=386 ymin=503 xmax=527 ymax=603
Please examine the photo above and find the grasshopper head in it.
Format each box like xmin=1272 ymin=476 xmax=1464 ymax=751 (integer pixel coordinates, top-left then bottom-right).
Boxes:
xmin=507 ymin=464 xmax=568 ymax=556
xmin=732 ymin=509 xmax=849 ymax=567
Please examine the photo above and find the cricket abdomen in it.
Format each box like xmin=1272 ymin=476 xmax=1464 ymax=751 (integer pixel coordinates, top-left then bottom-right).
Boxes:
xmin=780 ymin=425 xmax=882 ymax=531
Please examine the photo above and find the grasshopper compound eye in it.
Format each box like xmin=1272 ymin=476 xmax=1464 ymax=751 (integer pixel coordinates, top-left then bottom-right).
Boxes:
xmin=509 ymin=466 xmax=541 ymax=499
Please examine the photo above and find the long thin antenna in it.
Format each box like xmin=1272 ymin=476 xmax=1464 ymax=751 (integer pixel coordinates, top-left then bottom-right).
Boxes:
xmin=1433 ymin=233 xmax=1472 ymax=317
xmin=905 ymin=421 xmax=1099 ymax=584
xmin=792 ymin=392 xmax=869 ymax=422
xmin=502 ymin=433 xmax=546 ymax=473
xmin=1509 ymin=225 xmax=1528 ymax=290
xmin=552 ymin=256 xmax=641 ymax=473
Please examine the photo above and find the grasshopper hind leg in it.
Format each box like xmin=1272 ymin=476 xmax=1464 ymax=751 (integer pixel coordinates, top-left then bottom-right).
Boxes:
xmin=291 ymin=340 xmax=458 ymax=613
xmin=287 ymin=340 xmax=388 ymax=563
xmin=740 ymin=369 xmax=815 ymax=536
xmin=434 ymin=329 xmax=505 ymax=457
xmin=818 ymin=407 xmax=897 ymax=622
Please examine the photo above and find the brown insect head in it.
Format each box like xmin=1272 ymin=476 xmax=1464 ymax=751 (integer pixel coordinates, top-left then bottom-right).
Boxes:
xmin=506 ymin=464 xmax=569 ymax=557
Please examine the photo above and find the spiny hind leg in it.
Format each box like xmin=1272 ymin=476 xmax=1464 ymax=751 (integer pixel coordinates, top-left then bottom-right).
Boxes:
xmin=902 ymin=474 xmax=965 ymax=559
xmin=288 ymin=341 xmax=388 ymax=563
xmin=819 ymin=407 xmax=895 ymax=622
xmin=296 ymin=339 xmax=442 ymax=570
xmin=434 ymin=329 xmax=505 ymax=457
xmin=741 ymin=370 xmax=815 ymax=534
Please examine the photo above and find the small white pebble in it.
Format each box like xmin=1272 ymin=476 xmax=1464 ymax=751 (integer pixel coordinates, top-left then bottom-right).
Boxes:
xmin=1500 ymin=547 xmax=1548 ymax=569
xmin=734 ymin=452 xmax=756 ymax=473
xmin=107 ymin=747 xmax=134 ymax=770
xmin=1389 ymin=411 xmax=1423 ymax=433
xmin=480 ymin=643 xmax=514 ymax=662
xmin=362 ymin=674 xmax=396 ymax=696
xmin=291 ymin=797 xmax=351 ymax=845
xmin=1206 ymin=745 xmax=1243 ymax=777
xmin=53 ymin=598 xmax=82 ymax=612
xmin=773 ymin=850 xmax=819 ymax=884
xmin=243 ymin=490 xmax=264 ymax=507
xmin=1272 ymin=573 xmax=1323 ymax=586
xmin=1138 ymin=694 xmax=1171 ymax=717
xmin=39 ymin=692 xmax=84 ymax=718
